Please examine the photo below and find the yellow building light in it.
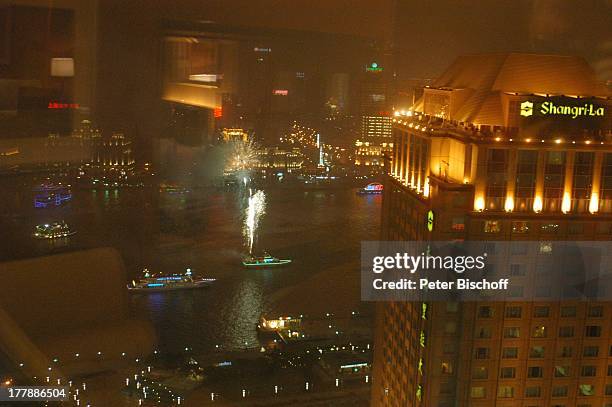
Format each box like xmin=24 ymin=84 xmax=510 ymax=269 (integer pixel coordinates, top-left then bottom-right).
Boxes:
xmin=423 ymin=179 xmax=430 ymax=198
xmin=561 ymin=192 xmax=571 ymax=214
xmin=589 ymin=193 xmax=599 ymax=214
xmin=504 ymin=196 xmax=514 ymax=212
xmin=474 ymin=196 xmax=485 ymax=212
xmin=533 ymin=196 xmax=543 ymax=213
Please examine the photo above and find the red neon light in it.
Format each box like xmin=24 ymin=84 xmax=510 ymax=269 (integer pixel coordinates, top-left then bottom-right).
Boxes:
xmin=48 ymin=102 xmax=80 ymax=109
xmin=214 ymin=107 xmax=223 ymax=118
xmin=273 ymin=89 xmax=288 ymax=96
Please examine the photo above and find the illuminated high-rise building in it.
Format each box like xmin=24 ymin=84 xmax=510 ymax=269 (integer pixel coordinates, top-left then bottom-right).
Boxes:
xmin=356 ymin=61 xmax=393 ymax=168
xmin=372 ymin=53 xmax=611 ymax=407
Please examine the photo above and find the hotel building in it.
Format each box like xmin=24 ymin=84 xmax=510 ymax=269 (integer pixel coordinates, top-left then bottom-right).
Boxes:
xmin=372 ymin=53 xmax=611 ymax=407
xmin=355 ymin=62 xmax=393 ymax=168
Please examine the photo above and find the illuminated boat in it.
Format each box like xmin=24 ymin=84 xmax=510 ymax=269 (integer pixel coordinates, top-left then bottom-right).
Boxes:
xmin=242 ymin=254 xmax=292 ymax=268
xmin=159 ymin=183 xmax=191 ymax=194
xmin=128 ymin=268 xmax=216 ymax=292
xmin=33 ymin=221 xmax=76 ymax=239
xmin=357 ymin=182 xmax=383 ymax=194
xmin=33 ymin=183 xmax=72 ymax=208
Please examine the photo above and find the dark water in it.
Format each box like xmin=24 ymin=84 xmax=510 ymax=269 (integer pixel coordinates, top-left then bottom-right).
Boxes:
xmin=0 ymin=180 xmax=381 ymax=352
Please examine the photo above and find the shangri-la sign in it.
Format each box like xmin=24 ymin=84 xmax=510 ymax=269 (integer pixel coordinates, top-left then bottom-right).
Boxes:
xmin=520 ymin=100 xmax=605 ymax=119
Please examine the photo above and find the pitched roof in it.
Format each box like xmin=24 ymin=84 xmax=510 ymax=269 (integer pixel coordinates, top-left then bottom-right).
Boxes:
xmin=417 ymin=53 xmax=609 ymax=126
xmin=434 ymin=53 xmax=609 ymax=96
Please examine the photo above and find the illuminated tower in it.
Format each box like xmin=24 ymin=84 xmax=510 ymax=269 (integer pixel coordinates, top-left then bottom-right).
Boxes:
xmin=373 ymin=53 xmax=611 ymax=407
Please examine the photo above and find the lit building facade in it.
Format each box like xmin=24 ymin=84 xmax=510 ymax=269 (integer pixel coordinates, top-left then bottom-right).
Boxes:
xmin=356 ymin=62 xmax=393 ymax=168
xmin=372 ymin=53 xmax=612 ymax=407
xmin=221 ymin=128 xmax=250 ymax=142
xmin=46 ymin=120 xmax=135 ymax=173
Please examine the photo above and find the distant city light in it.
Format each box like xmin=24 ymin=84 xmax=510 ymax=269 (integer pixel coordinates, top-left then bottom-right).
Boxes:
xmin=188 ymin=73 xmax=220 ymax=83
xmin=273 ymin=89 xmax=289 ymax=96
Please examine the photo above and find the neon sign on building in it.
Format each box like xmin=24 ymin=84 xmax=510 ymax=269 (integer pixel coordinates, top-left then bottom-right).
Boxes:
xmin=520 ymin=100 xmax=605 ymax=119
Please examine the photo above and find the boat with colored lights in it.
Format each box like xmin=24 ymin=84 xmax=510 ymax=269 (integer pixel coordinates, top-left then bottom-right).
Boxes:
xmin=357 ymin=182 xmax=383 ymax=194
xmin=33 ymin=183 xmax=72 ymax=208
xmin=128 ymin=268 xmax=216 ymax=292
xmin=242 ymin=254 xmax=292 ymax=268
xmin=33 ymin=221 xmax=76 ymax=239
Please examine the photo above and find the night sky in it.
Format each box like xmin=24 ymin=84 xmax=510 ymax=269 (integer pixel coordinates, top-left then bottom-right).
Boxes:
xmin=394 ymin=0 xmax=611 ymax=79
xmin=189 ymin=0 xmax=611 ymax=80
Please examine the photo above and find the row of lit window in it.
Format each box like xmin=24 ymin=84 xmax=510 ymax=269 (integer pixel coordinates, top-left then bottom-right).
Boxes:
xmin=470 ymin=383 xmax=603 ymax=399
xmin=470 ymin=365 xmax=612 ymax=380
xmin=480 ymin=220 xmax=612 ymax=235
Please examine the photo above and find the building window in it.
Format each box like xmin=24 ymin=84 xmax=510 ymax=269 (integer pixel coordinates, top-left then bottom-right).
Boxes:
xmin=512 ymin=221 xmax=529 ymax=233
xmin=471 ymin=387 xmax=486 ymax=398
xmin=515 ymin=150 xmax=537 ymax=211
xmin=534 ymin=306 xmax=550 ymax=317
xmin=477 ymin=326 xmax=491 ymax=338
xmin=475 ymin=348 xmax=489 ymax=359
xmin=578 ymin=384 xmax=595 ymax=396
xmin=583 ymin=346 xmax=599 ymax=357
xmin=555 ymin=366 xmax=571 ymax=377
xmin=509 ymin=264 xmax=525 ymax=276
xmin=568 ymin=222 xmax=584 ymax=234
xmin=446 ymin=302 xmax=458 ymax=313
xmin=587 ymin=306 xmax=603 ymax=317
xmin=472 ymin=366 xmax=488 ymax=379
xmin=505 ymin=306 xmax=522 ymax=318
xmin=581 ymin=366 xmax=597 ymax=377
xmin=532 ymin=326 xmax=547 ymax=338
xmin=539 ymin=242 xmax=553 ymax=254
xmin=441 ymin=362 xmax=453 ymax=374
xmin=451 ymin=217 xmax=465 ymax=231
xmin=544 ymin=151 xmax=565 ymax=212
xmin=528 ymin=366 xmax=543 ymax=378
xmin=559 ymin=326 xmax=574 ymax=338
xmin=525 ymin=386 xmax=541 ymax=397
xmin=484 ymin=220 xmax=500 ymax=233
xmin=530 ymin=346 xmax=545 ymax=358
xmin=541 ymin=222 xmax=560 ymax=234
xmin=585 ymin=325 xmax=601 ymax=337
xmin=498 ymin=386 xmax=514 ymax=398
xmin=502 ymin=347 xmax=518 ymax=358
xmin=572 ymin=151 xmax=594 ymax=212
xmin=560 ymin=306 xmax=577 ymax=317
xmin=597 ymin=222 xmax=612 ymax=234
xmin=606 ymin=384 xmax=612 ymax=396
xmin=500 ymin=367 xmax=516 ymax=378
xmin=552 ymin=386 xmax=568 ymax=397
xmin=444 ymin=321 xmax=457 ymax=334
xmin=503 ymin=327 xmax=520 ymax=338
xmin=511 ymin=242 xmax=528 ymax=254
xmin=508 ymin=285 xmax=524 ymax=297
xmin=607 ymin=365 xmax=612 ymax=376
xmin=559 ymin=346 xmax=573 ymax=358
xmin=485 ymin=149 xmax=508 ymax=210
xmin=478 ymin=306 xmax=494 ymax=318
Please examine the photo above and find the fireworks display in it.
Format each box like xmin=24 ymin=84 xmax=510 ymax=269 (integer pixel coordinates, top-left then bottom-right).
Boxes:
xmin=243 ymin=189 xmax=266 ymax=254
xmin=226 ymin=140 xmax=259 ymax=174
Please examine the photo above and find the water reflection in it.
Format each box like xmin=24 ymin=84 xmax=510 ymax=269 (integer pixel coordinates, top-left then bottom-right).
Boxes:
xmin=0 ymin=179 xmax=381 ymax=352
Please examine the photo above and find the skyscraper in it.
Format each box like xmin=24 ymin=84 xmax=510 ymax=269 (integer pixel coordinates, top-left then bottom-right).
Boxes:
xmin=355 ymin=62 xmax=393 ymax=168
xmin=373 ymin=53 xmax=612 ymax=406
